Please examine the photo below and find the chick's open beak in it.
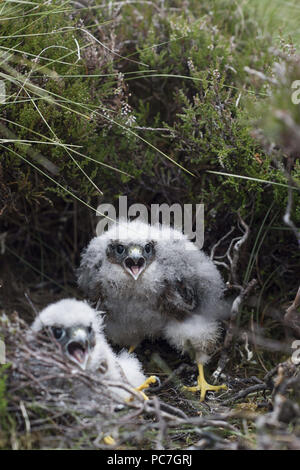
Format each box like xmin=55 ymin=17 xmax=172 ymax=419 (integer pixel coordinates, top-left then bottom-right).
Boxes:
xmin=66 ymin=327 xmax=90 ymax=370
xmin=123 ymin=246 xmax=145 ymax=280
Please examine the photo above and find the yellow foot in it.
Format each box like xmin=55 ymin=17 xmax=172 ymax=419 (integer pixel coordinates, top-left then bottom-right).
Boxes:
xmin=103 ymin=435 xmax=116 ymax=445
xmin=183 ymin=363 xmax=227 ymax=402
xmin=127 ymin=375 xmax=157 ymax=402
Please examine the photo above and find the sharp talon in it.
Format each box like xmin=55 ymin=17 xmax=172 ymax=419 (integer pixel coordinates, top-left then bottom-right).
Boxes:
xmin=128 ymin=345 xmax=137 ymax=353
xmin=126 ymin=375 xmax=157 ymax=402
xmin=183 ymin=363 xmax=227 ymax=402
xmin=103 ymin=435 xmax=116 ymax=445
xmin=136 ymin=375 xmax=157 ymax=390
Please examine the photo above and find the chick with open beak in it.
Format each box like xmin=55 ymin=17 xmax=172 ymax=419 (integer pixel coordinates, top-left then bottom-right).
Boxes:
xmin=28 ymin=299 xmax=157 ymax=446
xmin=124 ymin=245 xmax=146 ymax=280
xmin=29 ymin=299 xmax=153 ymax=400
xmin=29 ymin=299 xmax=102 ymax=374
xmin=33 ymin=319 xmax=96 ymax=371
xmin=62 ymin=325 xmax=94 ymax=370
xmin=106 ymin=241 xmax=155 ymax=281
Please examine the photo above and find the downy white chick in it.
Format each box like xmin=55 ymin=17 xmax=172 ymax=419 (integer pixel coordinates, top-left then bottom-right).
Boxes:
xmin=30 ymin=298 xmax=153 ymax=401
xmin=78 ymin=220 xmax=228 ymax=401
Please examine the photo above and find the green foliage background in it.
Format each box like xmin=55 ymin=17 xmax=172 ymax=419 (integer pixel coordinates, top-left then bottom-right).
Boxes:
xmin=0 ymin=0 xmax=299 ymax=320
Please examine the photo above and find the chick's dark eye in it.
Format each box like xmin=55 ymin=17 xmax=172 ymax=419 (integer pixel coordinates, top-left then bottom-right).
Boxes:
xmin=145 ymin=243 xmax=152 ymax=254
xmin=51 ymin=327 xmax=64 ymax=340
xmin=116 ymin=244 xmax=125 ymax=254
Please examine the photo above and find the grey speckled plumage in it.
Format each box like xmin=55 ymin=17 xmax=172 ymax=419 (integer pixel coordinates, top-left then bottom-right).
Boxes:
xmin=78 ymin=220 xmax=227 ymax=365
